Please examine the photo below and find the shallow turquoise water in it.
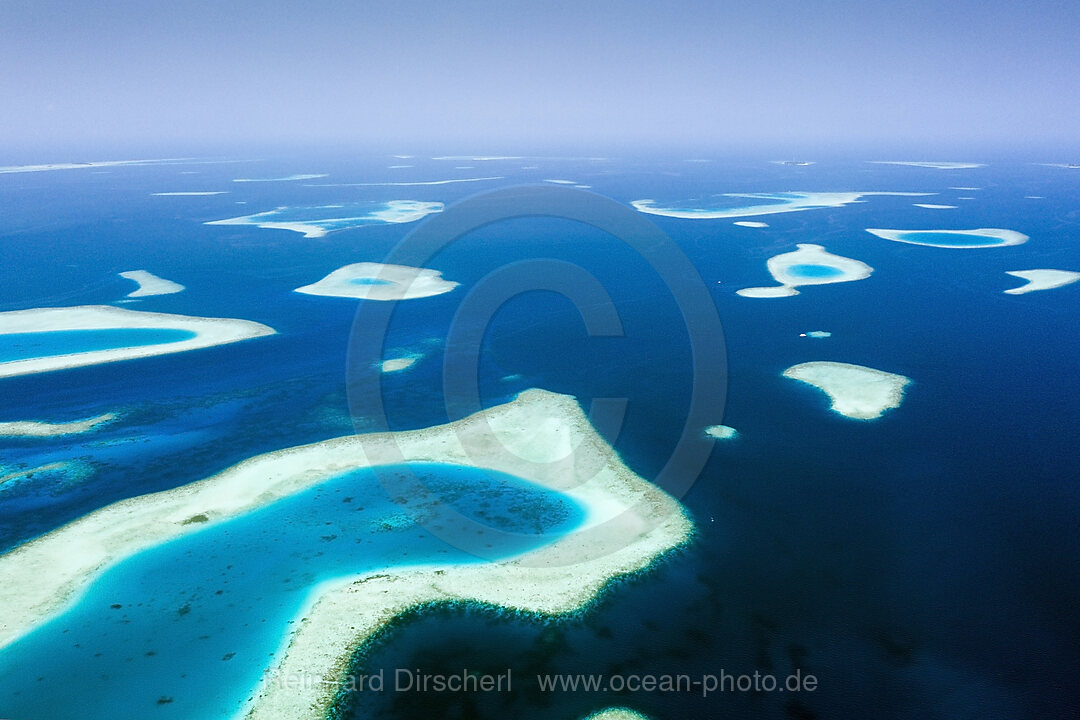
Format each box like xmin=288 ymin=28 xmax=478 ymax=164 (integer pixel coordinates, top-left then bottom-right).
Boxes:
xmin=896 ymin=231 xmax=1003 ymax=247
xmin=786 ymin=263 xmax=845 ymax=279
xmin=348 ymin=277 xmax=394 ymax=286
xmin=0 ymin=328 xmax=197 ymax=363
xmin=0 ymin=462 xmax=583 ymax=719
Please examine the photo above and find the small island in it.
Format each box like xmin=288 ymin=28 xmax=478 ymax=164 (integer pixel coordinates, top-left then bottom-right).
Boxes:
xmin=118 ymin=270 xmax=185 ymax=297
xmin=295 ymin=262 xmax=459 ymax=301
xmin=0 ymin=413 xmax=117 ymax=438
xmin=0 ymin=305 xmax=275 ymax=379
xmin=737 ymin=244 xmax=872 ymax=298
xmin=784 ymin=361 xmax=911 ymax=420
xmin=865 ymin=227 xmax=1028 ymax=248
xmin=0 ymin=389 xmax=692 ymax=720
xmin=1003 ymin=269 xmax=1080 ymax=295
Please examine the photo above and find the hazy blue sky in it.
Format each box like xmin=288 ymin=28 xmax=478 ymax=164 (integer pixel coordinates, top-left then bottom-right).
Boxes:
xmin=2 ymin=0 xmax=1078 ymax=154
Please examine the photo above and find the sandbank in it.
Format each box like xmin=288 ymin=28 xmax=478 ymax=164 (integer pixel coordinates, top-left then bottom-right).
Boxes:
xmin=865 ymin=228 xmax=1028 ymax=248
xmin=736 ymin=243 xmax=872 ymax=298
xmin=206 ymin=201 xmax=443 ymax=238
xmin=583 ymin=709 xmax=653 ymax=720
xmin=151 ymin=191 xmax=228 ymax=196
xmin=295 ymin=262 xmax=458 ymax=300
xmin=0 ymin=305 xmax=275 ymax=379
xmin=0 ymin=412 xmax=117 ymax=438
xmin=0 ymin=159 xmax=189 ymax=174
xmin=118 ymin=270 xmax=185 ymax=297
xmin=1003 ymin=269 xmax=1080 ymax=295
xmin=0 ymin=389 xmax=692 ymax=720
xmin=870 ymin=161 xmax=985 ymax=169
xmin=800 ymin=330 xmax=832 ymax=338
xmin=704 ymin=424 xmax=738 ymax=440
xmin=232 ymin=174 xmax=328 ymax=182
xmin=380 ymin=355 xmax=419 ymax=372
xmin=913 ymin=203 xmax=957 ymax=209
xmin=783 ymin=361 xmax=910 ymax=420
xmin=631 ymin=192 xmax=929 ymax=220
xmin=734 ymin=221 xmax=769 ymax=228
xmin=307 ymin=177 xmax=501 ymax=187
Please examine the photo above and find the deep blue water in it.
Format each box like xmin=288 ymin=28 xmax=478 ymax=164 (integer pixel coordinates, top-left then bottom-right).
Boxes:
xmin=1 ymin=155 xmax=1078 ymax=719
xmin=787 ymin=263 xmax=845 ymax=279
xmin=0 ymin=328 xmax=197 ymax=363
xmin=0 ymin=462 xmax=582 ymax=719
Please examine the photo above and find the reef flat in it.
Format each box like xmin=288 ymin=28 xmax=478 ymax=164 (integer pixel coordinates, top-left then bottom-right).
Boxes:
xmin=631 ymin=191 xmax=929 ymax=220
xmin=0 ymin=413 xmax=116 ymax=438
xmin=0 ymin=389 xmax=692 ymax=720
xmin=784 ymin=361 xmax=910 ymax=420
xmin=118 ymin=270 xmax=185 ymax=297
xmin=865 ymin=228 xmax=1028 ymax=248
xmin=294 ymin=262 xmax=458 ymax=300
xmin=1003 ymin=269 xmax=1080 ymax=295
xmin=737 ymin=243 xmax=872 ymax=298
xmin=0 ymin=305 xmax=275 ymax=379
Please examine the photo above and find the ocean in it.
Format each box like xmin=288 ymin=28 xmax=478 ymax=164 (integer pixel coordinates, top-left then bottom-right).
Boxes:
xmin=1 ymin=154 xmax=1077 ymax=719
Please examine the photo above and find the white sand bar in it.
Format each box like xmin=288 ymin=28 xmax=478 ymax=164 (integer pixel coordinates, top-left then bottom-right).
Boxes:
xmin=232 ymin=174 xmax=328 ymax=182
xmin=380 ymin=356 xmax=418 ymax=372
xmin=784 ymin=361 xmax=911 ymax=420
xmin=584 ymin=709 xmax=653 ymax=720
xmin=206 ymin=200 xmax=443 ymax=238
xmin=0 ymin=305 xmax=275 ymax=379
xmin=704 ymin=424 xmax=738 ymax=440
xmin=1004 ymin=269 xmax=1080 ymax=295
xmin=631 ymin=191 xmax=929 ymax=220
xmin=309 ymin=177 xmax=502 ymax=187
xmin=296 ymin=262 xmax=458 ymax=300
xmin=0 ymin=389 xmax=692 ymax=720
xmin=865 ymin=228 xmax=1028 ymax=248
xmin=118 ymin=270 xmax=186 ymax=297
xmin=734 ymin=221 xmax=769 ymax=228
xmin=913 ymin=204 xmax=958 ymax=209
xmin=0 ymin=413 xmax=117 ymax=438
xmin=151 ymin=191 xmax=228 ymax=196
xmin=871 ymin=161 xmax=985 ymax=169
xmin=737 ymin=243 xmax=872 ymax=298
xmin=0 ymin=159 xmax=189 ymax=174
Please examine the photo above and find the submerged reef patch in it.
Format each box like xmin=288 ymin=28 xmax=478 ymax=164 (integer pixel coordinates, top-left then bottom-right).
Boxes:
xmin=737 ymin=244 xmax=872 ymax=298
xmin=0 ymin=305 xmax=275 ymax=379
xmin=295 ymin=263 xmax=459 ymax=301
xmin=631 ymin=191 xmax=929 ymax=220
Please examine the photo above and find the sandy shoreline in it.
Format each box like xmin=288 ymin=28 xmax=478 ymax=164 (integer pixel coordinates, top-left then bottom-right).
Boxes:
xmin=0 ymin=305 xmax=275 ymax=379
xmin=1004 ymin=269 xmax=1080 ymax=295
xmin=0 ymin=412 xmax=117 ymax=437
xmin=784 ymin=361 xmax=910 ymax=420
xmin=206 ymin=200 xmax=443 ymax=238
xmin=631 ymin=191 xmax=930 ymax=220
xmin=865 ymin=227 xmax=1028 ymax=248
xmin=737 ymin=243 xmax=872 ymax=298
xmin=0 ymin=389 xmax=692 ymax=720
xmin=295 ymin=262 xmax=459 ymax=301
xmin=118 ymin=270 xmax=186 ymax=297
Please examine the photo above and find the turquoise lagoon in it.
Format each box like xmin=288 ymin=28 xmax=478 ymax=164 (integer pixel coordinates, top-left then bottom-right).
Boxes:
xmin=785 ymin=264 xmax=846 ymax=279
xmin=0 ymin=329 xmax=198 ymax=364
xmin=0 ymin=462 xmax=583 ymax=720
xmin=893 ymin=231 xmax=1008 ymax=248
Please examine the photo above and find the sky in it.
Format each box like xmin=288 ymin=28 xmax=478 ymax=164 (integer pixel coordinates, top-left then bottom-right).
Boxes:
xmin=2 ymin=0 xmax=1078 ymax=155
